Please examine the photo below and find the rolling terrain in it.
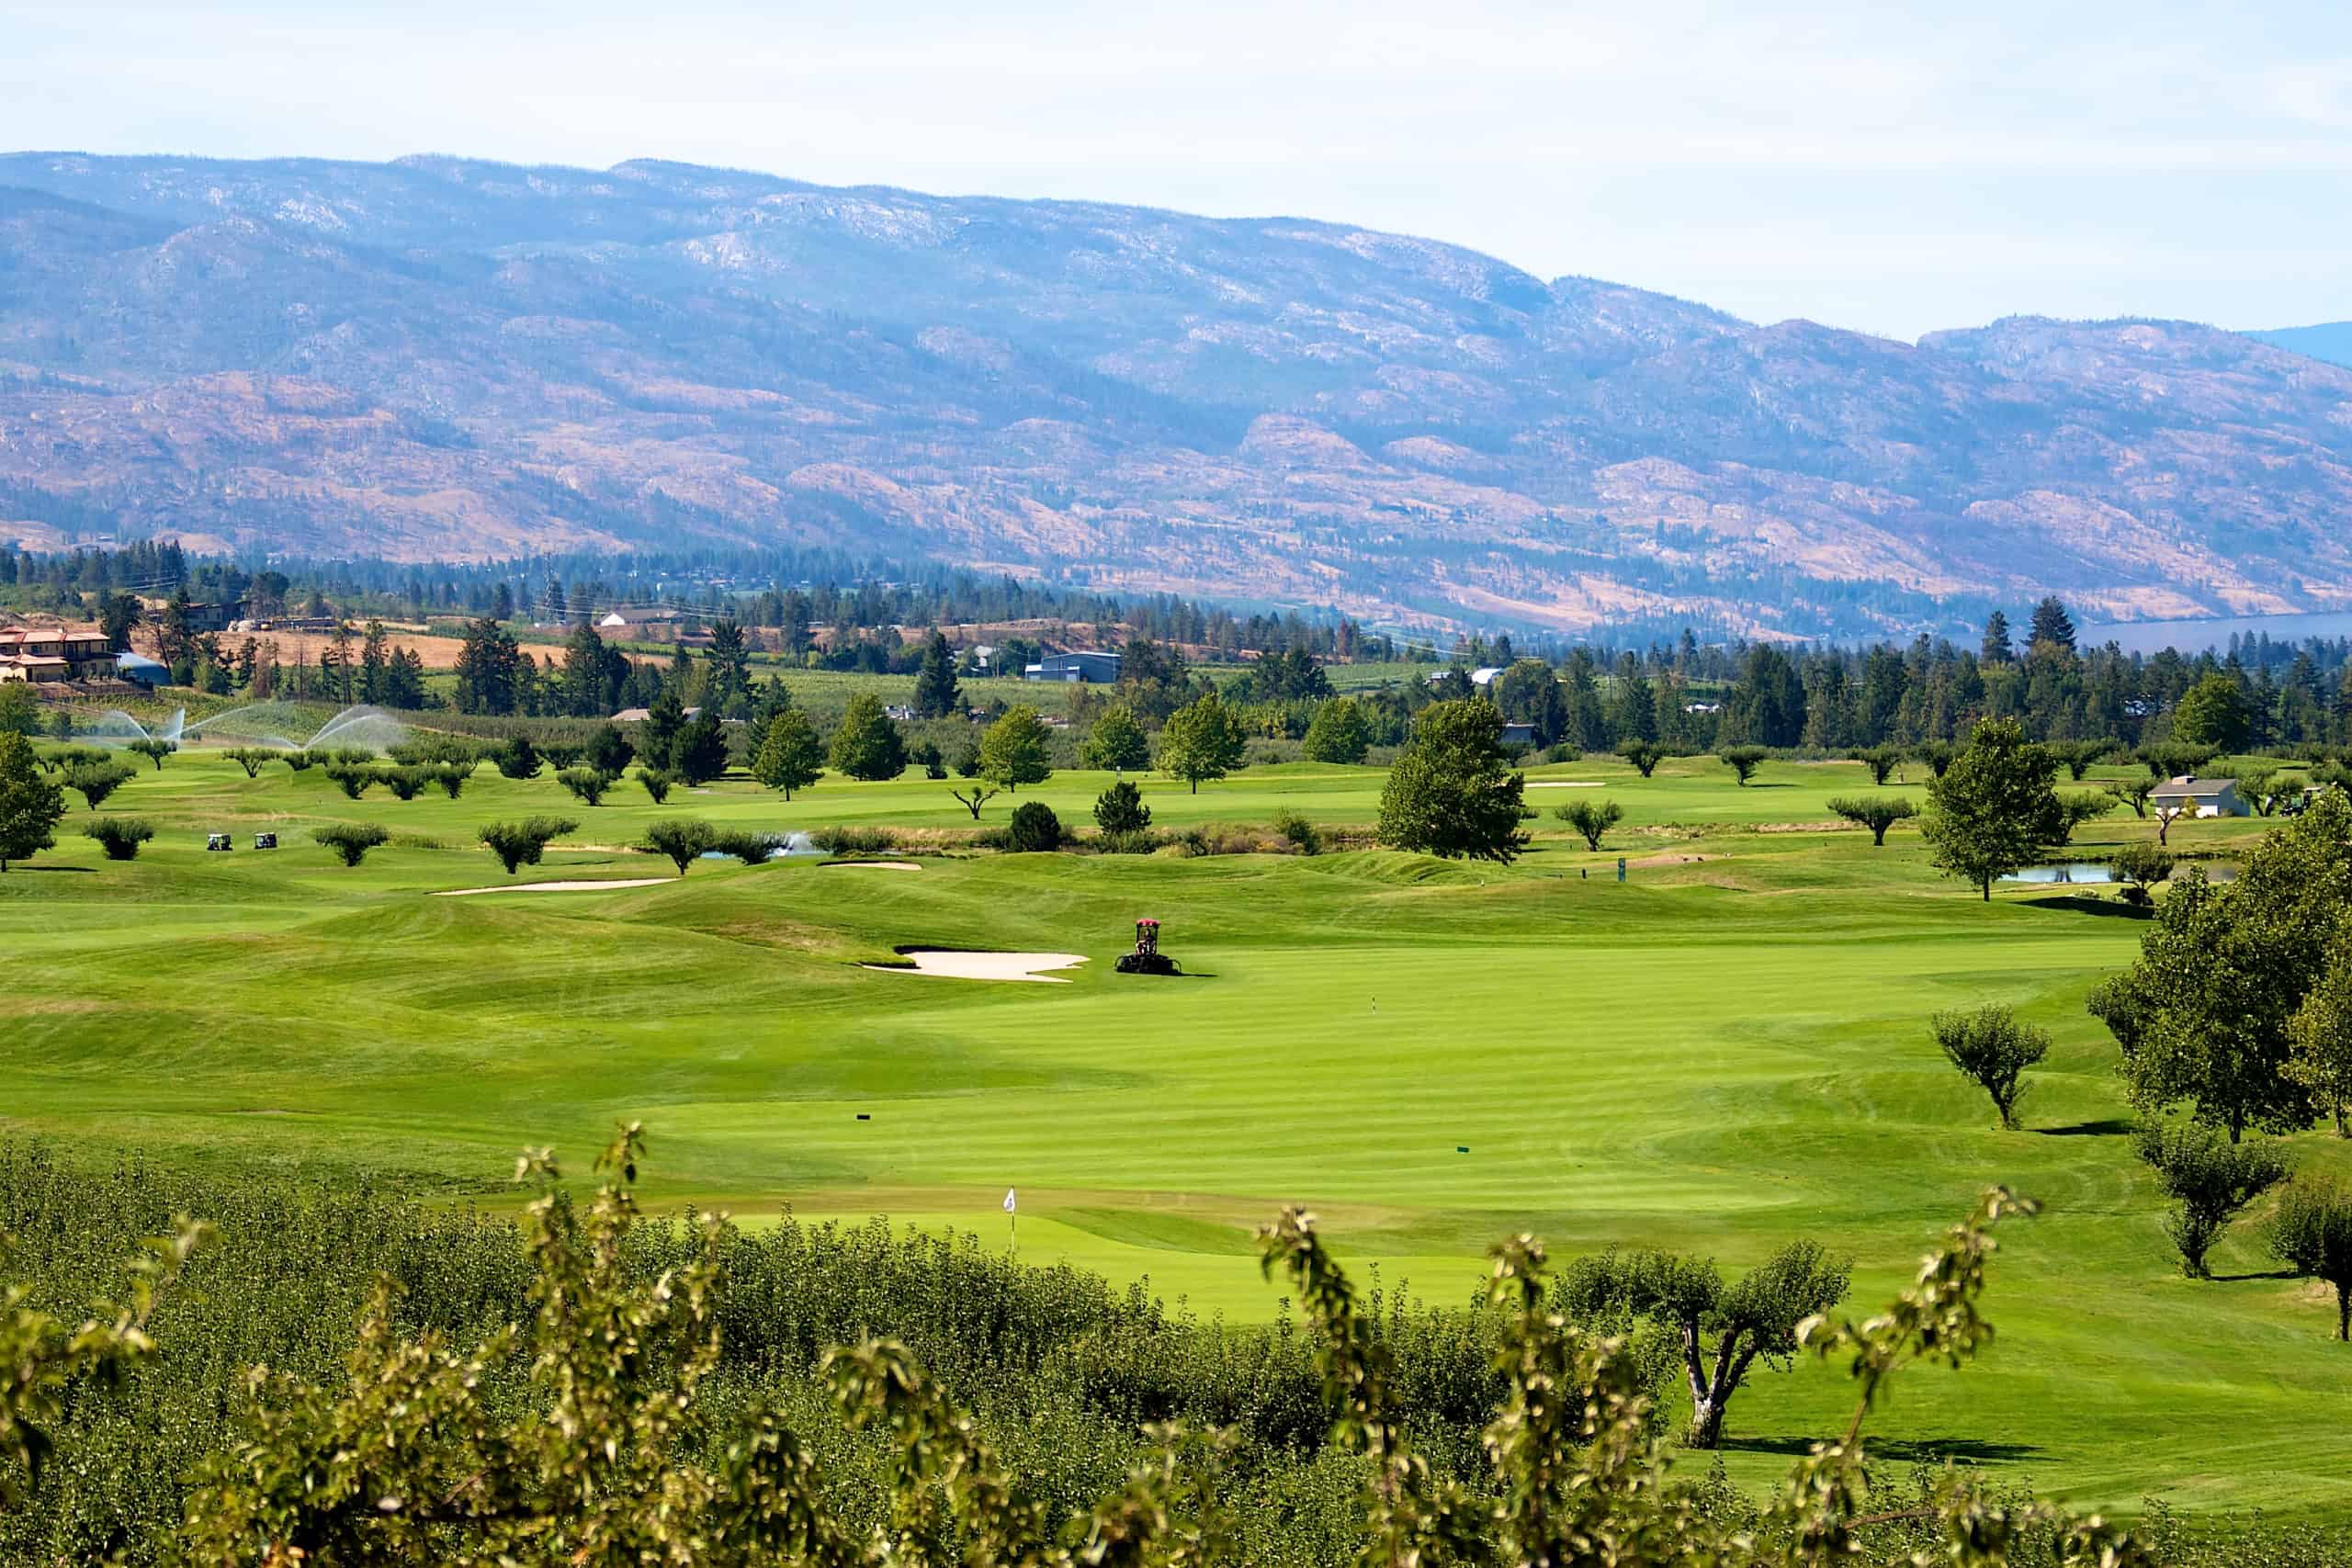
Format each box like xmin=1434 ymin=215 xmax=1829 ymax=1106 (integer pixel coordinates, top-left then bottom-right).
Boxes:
xmin=5 ymin=737 xmax=2351 ymax=1518
xmin=4 ymin=153 xmax=2352 ymax=637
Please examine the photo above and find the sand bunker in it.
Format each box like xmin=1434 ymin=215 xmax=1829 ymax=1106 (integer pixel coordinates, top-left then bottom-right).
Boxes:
xmin=822 ymin=860 xmax=922 ymax=871
xmin=865 ymin=950 xmax=1089 ymax=983
xmin=435 ymin=878 xmax=674 ymax=897
xmin=1528 ymin=781 xmax=1605 ymax=788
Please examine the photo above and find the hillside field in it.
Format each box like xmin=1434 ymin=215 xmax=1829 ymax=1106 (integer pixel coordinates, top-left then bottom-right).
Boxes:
xmin=3 ymin=744 xmax=2347 ymax=1521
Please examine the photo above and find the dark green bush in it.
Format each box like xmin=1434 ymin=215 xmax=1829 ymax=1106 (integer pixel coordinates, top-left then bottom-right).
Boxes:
xmin=83 ymin=818 xmax=154 ymax=861
xmin=1005 ymin=800 xmax=1063 ymax=852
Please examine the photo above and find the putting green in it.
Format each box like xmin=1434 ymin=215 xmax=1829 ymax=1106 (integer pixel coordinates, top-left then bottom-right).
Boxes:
xmin=0 ymin=745 xmax=2340 ymax=1518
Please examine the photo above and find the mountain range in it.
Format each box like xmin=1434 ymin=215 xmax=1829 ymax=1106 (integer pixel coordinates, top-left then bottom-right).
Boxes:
xmin=2 ymin=151 xmax=2349 ymax=639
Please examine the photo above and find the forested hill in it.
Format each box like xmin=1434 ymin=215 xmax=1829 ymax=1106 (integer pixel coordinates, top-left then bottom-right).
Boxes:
xmin=3 ymin=152 xmax=2351 ymax=640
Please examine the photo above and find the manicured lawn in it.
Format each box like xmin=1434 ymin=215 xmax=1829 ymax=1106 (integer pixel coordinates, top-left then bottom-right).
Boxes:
xmin=0 ymin=741 xmax=2337 ymax=1519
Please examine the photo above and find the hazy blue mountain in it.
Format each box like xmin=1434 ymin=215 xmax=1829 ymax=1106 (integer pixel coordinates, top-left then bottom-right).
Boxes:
xmin=2 ymin=151 xmax=2348 ymax=638
xmin=2252 ymin=322 xmax=2352 ymax=370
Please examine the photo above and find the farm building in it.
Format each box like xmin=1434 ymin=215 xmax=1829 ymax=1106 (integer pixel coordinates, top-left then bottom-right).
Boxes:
xmin=1023 ymin=651 xmax=1122 ymax=683
xmin=2151 ymin=776 xmax=2248 ymax=818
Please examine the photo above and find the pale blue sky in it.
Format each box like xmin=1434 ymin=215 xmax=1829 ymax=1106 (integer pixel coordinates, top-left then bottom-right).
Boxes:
xmin=6 ymin=1 xmax=2348 ymax=339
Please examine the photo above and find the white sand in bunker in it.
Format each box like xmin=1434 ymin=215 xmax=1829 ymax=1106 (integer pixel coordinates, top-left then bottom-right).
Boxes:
xmin=822 ymin=860 xmax=922 ymax=871
xmin=435 ymin=878 xmax=675 ymax=897
xmin=865 ymin=951 xmax=1090 ymax=983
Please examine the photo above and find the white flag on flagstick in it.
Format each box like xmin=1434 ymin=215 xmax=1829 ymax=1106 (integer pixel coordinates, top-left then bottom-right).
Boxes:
xmin=1003 ymin=1188 xmax=1017 ymax=1213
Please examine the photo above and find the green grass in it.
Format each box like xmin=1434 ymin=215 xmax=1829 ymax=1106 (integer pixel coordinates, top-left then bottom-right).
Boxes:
xmin=0 ymin=744 xmax=2340 ymax=1520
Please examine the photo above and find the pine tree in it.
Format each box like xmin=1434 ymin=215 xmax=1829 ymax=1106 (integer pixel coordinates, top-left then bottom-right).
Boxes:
xmin=912 ymin=629 xmax=962 ymax=720
xmin=1981 ymin=610 xmax=2014 ymax=665
xmin=2027 ymin=597 xmax=2076 ymax=659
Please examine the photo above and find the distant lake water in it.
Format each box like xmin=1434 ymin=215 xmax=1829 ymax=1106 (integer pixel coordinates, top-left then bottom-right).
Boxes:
xmin=2081 ymin=609 xmax=2352 ymax=656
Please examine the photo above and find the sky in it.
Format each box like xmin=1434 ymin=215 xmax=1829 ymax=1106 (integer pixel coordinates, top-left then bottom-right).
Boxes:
xmin=6 ymin=0 xmax=2349 ymax=340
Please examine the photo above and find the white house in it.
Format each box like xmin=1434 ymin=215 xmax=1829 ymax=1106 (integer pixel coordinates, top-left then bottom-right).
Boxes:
xmin=2150 ymin=775 xmax=2247 ymax=818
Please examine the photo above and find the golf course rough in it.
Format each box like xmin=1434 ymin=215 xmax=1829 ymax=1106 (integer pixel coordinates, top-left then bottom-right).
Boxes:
xmin=2 ymin=740 xmax=2346 ymax=1519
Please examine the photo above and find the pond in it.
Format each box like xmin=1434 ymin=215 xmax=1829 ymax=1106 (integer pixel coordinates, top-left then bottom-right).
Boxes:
xmin=1999 ymin=863 xmax=2115 ymax=885
xmin=1997 ymin=862 xmax=2238 ymax=886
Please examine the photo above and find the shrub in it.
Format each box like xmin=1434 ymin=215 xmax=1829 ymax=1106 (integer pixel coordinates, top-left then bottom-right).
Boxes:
xmin=311 ymin=822 xmax=390 ymax=867
xmin=2270 ymin=1178 xmax=2352 ymax=1339
xmin=584 ymin=723 xmax=634 ymax=777
xmin=1929 ymin=1005 xmax=2050 ymax=1130
xmin=636 ymin=766 xmax=673 ymax=804
xmin=1554 ymin=797 xmax=1623 ymax=852
xmin=126 ymin=738 xmax=177 ymax=770
xmin=1093 ymin=829 xmax=1163 ymax=855
xmin=323 ymin=764 xmax=375 ymax=799
xmin=1272 ymin=808 xmax=1322 ymax=855
xmin=541 ymin=742 xmax=586 ymax=772
xmin=558 ymin=768 xmax=612 ymax=806
xmin=2138 ymin=1122 xmax=2290 ymax=1279
xmin=640 ymin=818 xmax=716 ymax=873
xmin=83 ymin=818 xmax=154 ymax=861
xmin=1616 ymin=740 xmax=1667 ymax=777
xmin=39 ymin=745 xmax=107 ymax=774
xmin=221 ymin=747 xmax=279 ymax=778
xmin=494 ymin=735 xmax=543 ymax=780
xmin=480 ymin=816 xmax=579 ymax=875
xmin=434 ymin=761 xmax=477 ymax=799
xmin=377 ymin=764 xmax=431 ymax=801
xmin=1719 ymin=746 xmax=1768 ymax=785
xmin=810 ymin=825 xmax=897 ymax=855
xmin=1092 ymin=779 xmax=1152 ymax=836
xmin=1004 ymin=800 xmax=1063 ymax=852
xmin=1825 ymin=794 xmax=1918 ymax=847
xmin=282 ymin=750 xmax=322 ymax=773
xmin=708 ymin=828 xmax=786 ymax=867
xmin=2109 ymin=840 xmax=2175 ymax=907
xmin=330 ymin=747 xmax=375 ymax=766
xmin=64 ymin=761 xmax=135 ymax=811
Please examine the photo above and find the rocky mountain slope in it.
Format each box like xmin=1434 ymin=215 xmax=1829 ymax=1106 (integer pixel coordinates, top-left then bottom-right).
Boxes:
xmin=3 ymin=152 xmax=2349 ymax=637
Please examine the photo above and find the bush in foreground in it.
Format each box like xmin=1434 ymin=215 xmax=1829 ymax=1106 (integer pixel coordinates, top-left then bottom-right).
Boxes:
xmin=83 ymin=818 xmax=154 ymax=861
xmin=0 ymin=1129 xmax=2150 ymax=1566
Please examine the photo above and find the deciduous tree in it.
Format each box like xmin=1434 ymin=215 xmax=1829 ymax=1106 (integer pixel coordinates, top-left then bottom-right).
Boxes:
xmin=1557 ymin=1239 xmax=1849 ymax=1449
xmin=1377 ymin=699 xmax=1529 ymax=863
xmin=1555 ymin=797 xmax=1623 ymax=852
xmin=2271 ymin=1179 xmax=2352 ymax=1339
xmin=479 ymin=816 xmax=578 ymax=875
xmin=1930 ymin=1006 xmax=2049 ymax=1129
xmin=1081 ymin=703 xmax=1152 ymax=773
xmin=311 ymin=822 xmax=389 ymax=867
xmin=2096 ymin=793 xmax=2352 ymax=1139
xmin=1826 ymin=795 xmax=1917 ymax=846
xmin=752 ymin=709 xmax=823 ymax=798
xmin=1919 ymin=718 xmax=2064 ymax=899
xmin=1301 ymin=698 xmax=1371 ymax=765
xmin=1719 ymin=746 xmax=1768 ymax=786
xmin=0 ymin=732 xmax=66 ymax=872
xmin=978 ymin=705 xmax=1053 ymax=792
xmin=828 ymin=694 xmax=907 ymax=782
xmin=1156 ymin=691 xmax=1247 ymax=795
xmin=641 ymin=818 xmax=716 ymax=873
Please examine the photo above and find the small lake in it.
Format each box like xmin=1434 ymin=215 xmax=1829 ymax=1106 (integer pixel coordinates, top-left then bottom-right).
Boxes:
xmin=2082 ymin=609 xmax=2352 ymax=656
